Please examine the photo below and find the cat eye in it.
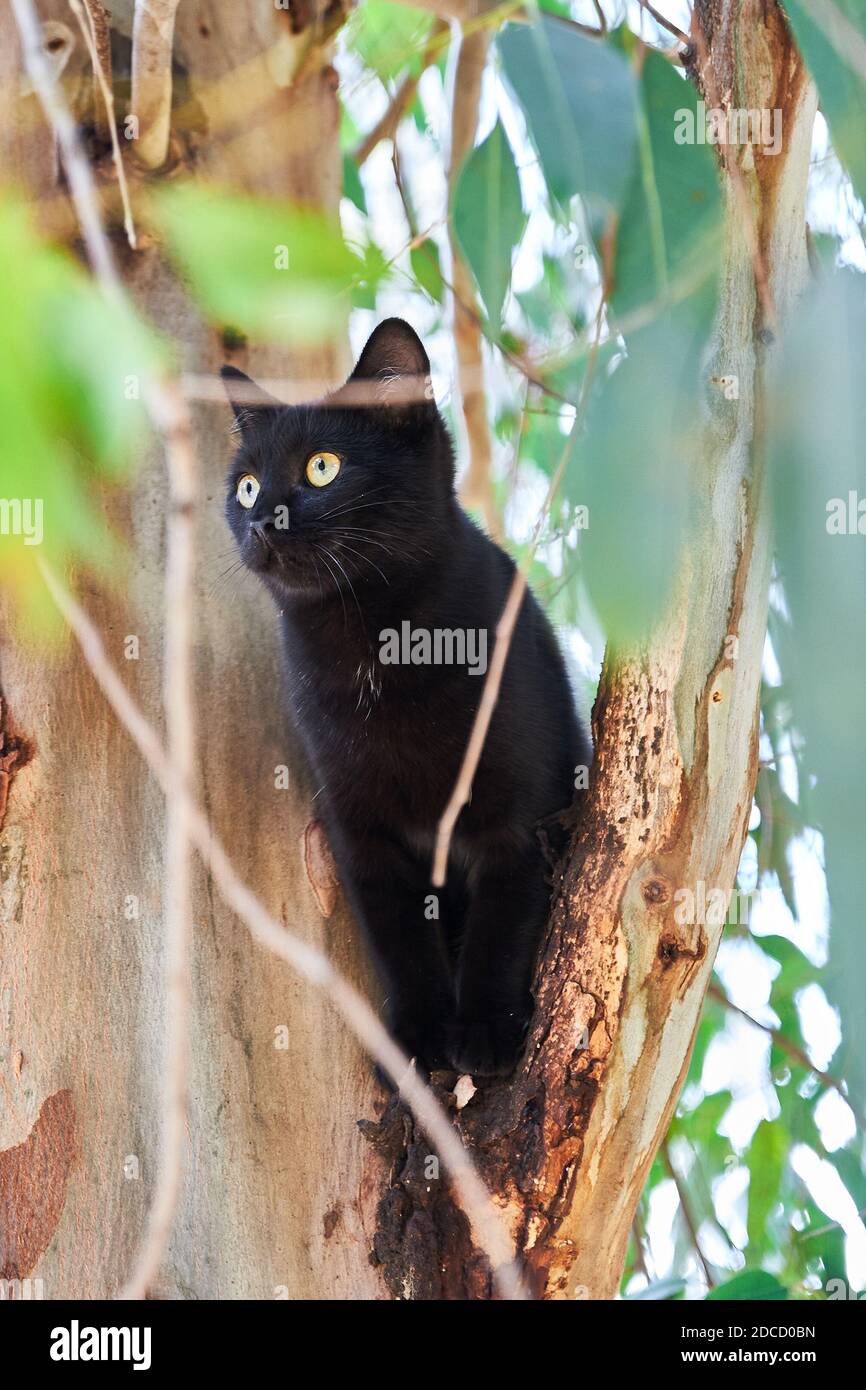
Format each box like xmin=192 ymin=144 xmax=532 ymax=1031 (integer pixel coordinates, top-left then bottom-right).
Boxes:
xmin=236 ymin=474 xmax=260 ymax=509
xmin=305 ymin=451 xmax=341 ymax=488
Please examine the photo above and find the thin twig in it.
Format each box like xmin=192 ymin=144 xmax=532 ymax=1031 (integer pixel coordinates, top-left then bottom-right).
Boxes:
xmin=638 ymin=0 xmax=689 ymax=46
xmin=12 ymin=0 xmax=121 ymax=293
xmin=432 ymin=297 xmax=606 ymax=885
xmin=708 ymin=982 xmax=846 ymax=1098
xmin=69 ymin=0 xmax=138 ymax=249
xmin=353 ymin=19 xmax=449 ymax=166
xmin=38 ymin=559 xmax=528 ymax=1302
xmin=447 ymin=25 xmax=500 ymax=537
xmin=120 ymin=377 xmax=196 ymax=1301
xmin=662 ymin=1139 xmax=716 ymax=1288
xmin=130 ymin=0 xmax=181 ymax=169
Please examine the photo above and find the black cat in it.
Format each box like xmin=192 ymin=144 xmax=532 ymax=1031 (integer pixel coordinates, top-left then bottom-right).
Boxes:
xmin=222 ymin=319 xmax=588 ymax=1076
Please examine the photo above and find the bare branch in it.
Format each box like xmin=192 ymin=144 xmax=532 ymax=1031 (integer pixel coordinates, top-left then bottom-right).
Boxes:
xmin=69 ymin=0 xmax=138 ymax=248
xmin=638 ymin=0 xmax=689 ymax=46
xmin=120 ymin=376 xmax=196 ymax=1301
xmin=12 ymin=0 xmax=121 ymax=290
xmin=432 ymin=299 xmax=606 ymax=885
xmin=38 ymin=559 xmax=527 ymax=1303
xmin=661 ymin=1140 xmax=716 ymax=1289
xmin=708 ymin=982 xmax=847 ymax=1098
xmin=130 ymin=0 xmax=181 ymax=170
xmin=14 ymin=0 xmax=193 ymax=1298
xmin=448 ymin=26 xmax=499 ymax=536
xmin=353 ymin=19 xmax=449 ymax=166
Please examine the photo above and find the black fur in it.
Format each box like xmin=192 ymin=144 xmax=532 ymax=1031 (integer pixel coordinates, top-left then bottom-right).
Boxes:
xmin=223 ymin=319 xmax=589 ymax=1076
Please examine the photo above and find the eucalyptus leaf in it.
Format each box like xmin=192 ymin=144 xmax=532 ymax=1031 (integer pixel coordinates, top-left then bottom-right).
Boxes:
xmin=452 ymin=121 xmax=526 ymax=327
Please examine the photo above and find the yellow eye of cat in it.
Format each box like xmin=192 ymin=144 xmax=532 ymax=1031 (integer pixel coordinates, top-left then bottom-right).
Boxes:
xmin=306 ymin=452 xmax=341 ymax=488
xmin=236 ymin=474 xmax=260 ymax=509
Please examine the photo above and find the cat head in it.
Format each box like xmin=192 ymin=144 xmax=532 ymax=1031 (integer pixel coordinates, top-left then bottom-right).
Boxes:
xmin=222 ymin=318 xmax=455 ymax=604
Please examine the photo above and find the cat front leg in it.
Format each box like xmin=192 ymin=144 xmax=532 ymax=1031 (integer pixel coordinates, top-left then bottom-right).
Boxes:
xmin=329 ymin=822 xmax=457 ymax=1072
xmin=449 ymin=841 xmax=551 ymax=1076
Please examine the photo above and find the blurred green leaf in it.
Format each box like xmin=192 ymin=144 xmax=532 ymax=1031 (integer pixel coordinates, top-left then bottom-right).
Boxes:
xmin=611 ymin=49 xmax=722 ymax=326
xmin=746 ymin=1120 xmax=787 ymax=1255
xmin=342 ymin=154 xmax=367 ymax=214
xmin=707 ymin=1270 xmax=788 ymax=1300
xmin=154 ymin=183 xmax=378 ymax=346
xmin=453 ymin=120 xmax=526 ymax=327
xmin=785 ymin=1 xmax=866 ymax=206
xmin=568 ymin=308 xmax=701 ymax=643
xmin=624 ymin=1276 xmax=687 ymax=1300
xmin=768 ymin=270 xmax=866 ymax=1117
xmin=0 ymin=196 xmax=160 ymax=633
xmin=756 ymin=934 xmax=814 ymax=999
xmin=349 ymin=0 xmax=433 ymax=80
xmin=499 ymin=18 xmax=638 ymax=221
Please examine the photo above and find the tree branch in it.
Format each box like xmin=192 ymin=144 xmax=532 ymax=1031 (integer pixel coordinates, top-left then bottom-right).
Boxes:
xmin=69 ymin=0 xmax=138 ymax=248
xmin=447 ymin=26 xmax=499 ymax=536
xmin=638 ymin=0 xmax=689 ymax=47
xmin=353 ymin=19 xmax=449 ymax=166
xmin=708 ymin=982 xmax=846 ymax=1098
xmin=661 ymin=1140 xmax=716 ymax=1288
xmin=130 ymin=0 xmax=181 ymax=169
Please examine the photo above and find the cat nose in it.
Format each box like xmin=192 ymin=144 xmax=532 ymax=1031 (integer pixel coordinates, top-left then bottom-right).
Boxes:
xmin=251 ymin=514 xmax=282 ymax=550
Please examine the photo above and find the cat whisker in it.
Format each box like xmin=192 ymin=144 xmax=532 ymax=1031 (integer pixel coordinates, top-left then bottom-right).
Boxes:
xmin=319 ymin=543 xmax=365 ymax=623
xmin=332 ymin=540 xmax=390 ymax=586
xmin=312 ymin=543 xmax=349 ymax=629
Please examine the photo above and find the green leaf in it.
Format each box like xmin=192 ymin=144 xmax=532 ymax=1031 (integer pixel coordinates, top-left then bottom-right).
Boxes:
xmin=0 ymin=197 xmax=161 ymax=633
xmin=350 ymin=0 xmax=433 ymax=81
xmin=154 ymin=183 xmax=374 ymax=347
xmin=785 ymin=1 xmax=866 ymax=206
xmin=499 ymin=17 xmax=638 ymax=220
xmin=757 ymin=934 xmax=814 ymax=998
xmin=410 ymin=238 xmax=444 ymax=304
xmin=707 ymin=1270 xmax=788 ymax=1301
xmin=452 ymin=120 xmax=526 ymax=328
xmin=746 ymin=1121 xmax=787 ymax=1255
xmin=611 ymin=50 xmax=722 ymax=326
xmin=568 ymin=307 xmax=702 ymax=643
xmin=768 ymin=270 xmax=866 ymax=1118
xmin=342 ymin=154 xmax=367 ymax=214
xmin=623 ymin=1276 xmax=687 ymax=1300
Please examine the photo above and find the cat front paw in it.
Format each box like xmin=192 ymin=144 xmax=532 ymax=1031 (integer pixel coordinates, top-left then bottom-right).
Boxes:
xmin=447 ymin=1010 xmax=530 ymax=1078
xmin=387 ymin=1009 xmax=453 ymax=1075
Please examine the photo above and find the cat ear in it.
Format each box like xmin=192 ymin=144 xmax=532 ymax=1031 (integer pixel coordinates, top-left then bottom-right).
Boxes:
xmin=220 ymin=366 xmax=279 ymax=437
xmin=349 ymin=318 xmax=430 ymax=384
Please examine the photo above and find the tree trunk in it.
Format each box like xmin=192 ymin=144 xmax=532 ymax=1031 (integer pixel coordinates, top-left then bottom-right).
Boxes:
xmin=358 ymin=2 xmax=818 ymax=1300
xmin=0 ymin=0 xmax=817 ymax=1302
xmin=0 ymin=0 xmax=389 ymax=1301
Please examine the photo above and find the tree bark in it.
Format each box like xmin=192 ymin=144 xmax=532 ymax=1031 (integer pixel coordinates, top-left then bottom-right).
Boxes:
xmin=0 ymin=0 xmax=389 ymax=1300
xmin=359 ymin=0 xmax=817 ymax=1300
